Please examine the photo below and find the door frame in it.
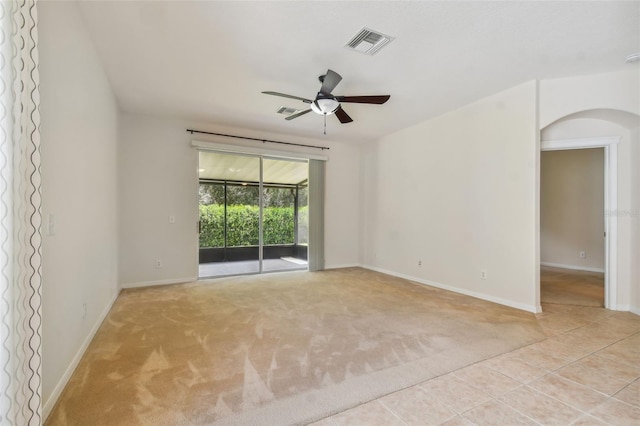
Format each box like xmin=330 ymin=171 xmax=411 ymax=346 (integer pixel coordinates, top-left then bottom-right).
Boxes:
xmin=540 ymin=136 xmax=620 ymax=309
xmin=195 ymin=141 xmax=318 ymax=278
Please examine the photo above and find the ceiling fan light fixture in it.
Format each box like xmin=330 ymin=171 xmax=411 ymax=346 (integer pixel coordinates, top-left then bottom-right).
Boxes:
xmin=310 ymin=98 xmax=340 ymax=115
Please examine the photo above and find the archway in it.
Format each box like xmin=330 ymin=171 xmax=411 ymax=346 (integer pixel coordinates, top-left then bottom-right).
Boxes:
xmin=539 ymin=108 xmax=640 ymax=311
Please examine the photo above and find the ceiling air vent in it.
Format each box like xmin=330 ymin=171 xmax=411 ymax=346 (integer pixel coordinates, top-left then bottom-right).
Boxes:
xmin=277 ymin=106 xmax=300 ymax=116
xmin=345 ymin=27 xmax=394 ymax=55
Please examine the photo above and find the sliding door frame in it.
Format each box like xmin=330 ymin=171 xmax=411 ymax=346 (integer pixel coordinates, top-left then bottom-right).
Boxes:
xmin=195 ymin=140 xmax=326 ymax=278
xmin=259 ymin=157 xmax=264 ymax=273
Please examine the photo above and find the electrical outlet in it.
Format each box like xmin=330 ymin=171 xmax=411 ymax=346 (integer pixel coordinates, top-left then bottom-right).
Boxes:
xmin=480 ymin=270 xmax=487 ymax=280
xmin=169 ymin=215 xmax=175 ymax=224
xmin=579 ymin=251 xmax=586 ymax=259
xmin=155 ymin=259 xmax=162 ymax=269
xmin=418 ymin=260 xmax=422 ymax=266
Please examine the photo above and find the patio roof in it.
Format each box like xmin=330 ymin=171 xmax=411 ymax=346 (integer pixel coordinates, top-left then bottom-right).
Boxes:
xmin=198 ymin=151 xmax=308 ymax=185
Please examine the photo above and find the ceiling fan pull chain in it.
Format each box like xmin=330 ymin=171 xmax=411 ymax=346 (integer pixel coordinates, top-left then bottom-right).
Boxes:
xmin=324 ymin=114 xmax=327 ymax=135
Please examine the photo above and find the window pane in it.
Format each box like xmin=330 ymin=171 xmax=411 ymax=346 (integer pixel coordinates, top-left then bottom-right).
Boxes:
xmin=263 ymin=186 xmax=295 ymax=245
xmin=226 ymin=184 xmax=259 ymax=247
xmin=199 ymin=183 xmax=224 ymax=248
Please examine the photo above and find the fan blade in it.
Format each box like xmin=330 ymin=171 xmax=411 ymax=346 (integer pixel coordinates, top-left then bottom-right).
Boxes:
xmin=320 ymin=69 xmax=342 ymax=94
xmin=334 ymin=106 xmax=353 ymax=124
xmin=262 ymin=91 xmax=312 ymax=103
xmin=285 ymin=109 xmax=312 ymax=121
xmin=335 ymin=95 xmax=390 ymax=104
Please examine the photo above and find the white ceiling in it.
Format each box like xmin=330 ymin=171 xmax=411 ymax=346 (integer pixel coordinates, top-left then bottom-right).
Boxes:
xmin=77 ymin=1 xmax=640 ymax=144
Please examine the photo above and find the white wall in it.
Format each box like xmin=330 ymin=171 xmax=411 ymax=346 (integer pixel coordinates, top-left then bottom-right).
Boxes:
xmin=361 ymin=81 xmax=539 ymax=312
xmin=540 ymin=68 xmax=639 ymax=311
xmin=541 ymin=148 xmax=605 ymax=271
xmin=118 ymin=114 xmax=362 ymax=286
xmin=39 ymin=1 xmax=119 ymax=416
xmin=540 ymin=70 xmax=640 ymax=129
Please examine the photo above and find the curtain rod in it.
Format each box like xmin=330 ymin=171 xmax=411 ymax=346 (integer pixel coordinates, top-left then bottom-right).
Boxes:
xmin=186 ymin=129 xmax=330 ymax=151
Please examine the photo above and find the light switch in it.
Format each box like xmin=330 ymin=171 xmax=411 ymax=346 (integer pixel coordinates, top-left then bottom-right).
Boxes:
xmin=169 ymin=215 xmax=175 ymax=224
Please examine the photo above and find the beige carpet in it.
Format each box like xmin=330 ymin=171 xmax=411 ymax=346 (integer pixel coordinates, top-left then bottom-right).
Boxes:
xmin=541 ymin=266 xmax=604 ymax=307
xmin=46 ymin=268 xmax=545 ymax=425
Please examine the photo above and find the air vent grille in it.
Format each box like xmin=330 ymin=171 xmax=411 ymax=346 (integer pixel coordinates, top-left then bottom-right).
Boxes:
xmin=277 ymin=106 xmax=300 ymax=116
xmin=345 ymin=27 xmax=394 ymax=55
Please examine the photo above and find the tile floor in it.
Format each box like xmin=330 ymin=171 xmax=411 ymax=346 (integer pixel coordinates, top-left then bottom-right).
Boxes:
xmin=310 ymin=303 xmax=640 ymax=425
xmin=540 ymin=266 xmax=604 ymax=307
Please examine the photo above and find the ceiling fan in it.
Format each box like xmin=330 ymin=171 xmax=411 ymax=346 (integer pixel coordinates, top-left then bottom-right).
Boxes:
xmin=262 ymin=69 xmax=390 ymax=134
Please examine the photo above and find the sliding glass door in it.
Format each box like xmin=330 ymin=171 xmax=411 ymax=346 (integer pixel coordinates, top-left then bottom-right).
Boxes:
xmin=198 ymin=152 xmax=261 ymax=276
xmin=262 ymin=157 xmax=309 ymax=273
xmin=198 ymin=151 xmax=308 ymax=278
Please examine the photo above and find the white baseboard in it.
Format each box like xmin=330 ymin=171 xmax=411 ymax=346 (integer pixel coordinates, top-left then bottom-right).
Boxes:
xmin=43 ymin=289 xmax=120 ymax=420
xmin=540 ymin=262 xmax=605 ymax=273
xmin=325 ymin=263 xmax=362 ymax=270
xmin=120 ymin=276 xmax=197 ymax=289
xmin=630 ymin=306 xmax=640 ymax=316
xmin=361 ymin=265 xmax=539 ymax=313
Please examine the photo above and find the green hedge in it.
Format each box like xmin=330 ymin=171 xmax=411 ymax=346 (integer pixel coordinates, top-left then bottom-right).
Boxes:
xmin=199 ymin=204 xmax=307 ymax=248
